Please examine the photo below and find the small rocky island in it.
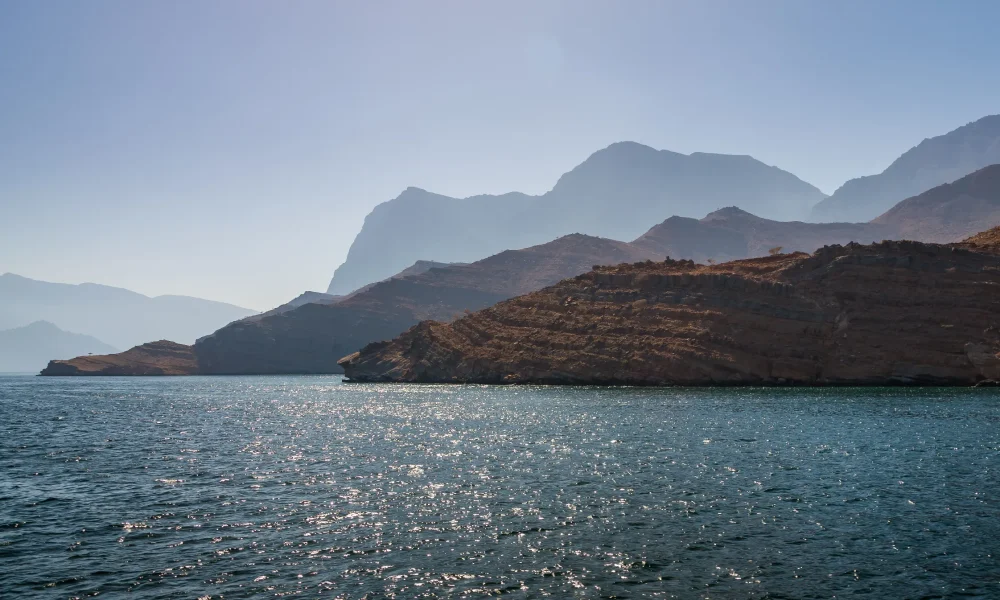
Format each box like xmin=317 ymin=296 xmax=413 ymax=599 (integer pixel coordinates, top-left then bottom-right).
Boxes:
xmin=339 ymin=235 xmax=1000 ymax=385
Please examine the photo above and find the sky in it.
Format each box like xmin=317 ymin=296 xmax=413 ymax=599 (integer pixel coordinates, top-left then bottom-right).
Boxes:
xmin=1 ymin=0 xmax=998 ymax=310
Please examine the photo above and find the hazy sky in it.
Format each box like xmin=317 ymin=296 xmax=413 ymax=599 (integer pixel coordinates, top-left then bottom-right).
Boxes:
xmin=2 ymin=0 xmax=998 ymax=310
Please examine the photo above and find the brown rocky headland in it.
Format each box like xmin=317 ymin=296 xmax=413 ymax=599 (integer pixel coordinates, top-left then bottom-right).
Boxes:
xmin=340 ymin=237 xmax=1000 ymax=386
xmin=39 ymin=341 xmax=198 ymax=376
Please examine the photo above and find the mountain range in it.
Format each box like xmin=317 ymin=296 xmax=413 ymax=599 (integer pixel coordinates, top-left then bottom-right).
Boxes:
xmin=327 ymin=143 xmax=827 ymax=295
xmin=44 ymin=203 xmax=926 ymax=376
xmin=871 ymin=163 xmax=1000 ymax=242
xmin=329 ymin=115 xmax=1000 ymax=296
xmin=340 ymin=234 xmax=1000 ymax=385
xmin=0 ymin=273 xmax=256 ymax=351
xmin=811 ymin=115 xmax=1000 ymax=222
xmin=32 ymin=114 xmax=1000 ymax=378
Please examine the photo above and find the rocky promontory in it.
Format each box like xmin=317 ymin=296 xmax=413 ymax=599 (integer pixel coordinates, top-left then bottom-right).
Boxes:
xmin=40 ymin=341 xmax=198 ymax=376
xmin=340 ymin=237 xmax=1000 ymax=385
xmin=193 ymin=234 xmax=657 ymax=374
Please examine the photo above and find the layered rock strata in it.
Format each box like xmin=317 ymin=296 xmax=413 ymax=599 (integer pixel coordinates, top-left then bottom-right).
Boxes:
xmin=340 ymin=240 xmax=1000 ymax=385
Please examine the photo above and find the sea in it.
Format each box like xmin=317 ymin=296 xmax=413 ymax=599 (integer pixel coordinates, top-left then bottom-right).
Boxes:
xmin=1 ymin=375 xmax=998 ymax=599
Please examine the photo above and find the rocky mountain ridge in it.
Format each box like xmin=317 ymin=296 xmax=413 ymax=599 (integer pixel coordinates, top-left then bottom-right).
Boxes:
xmin=340 ymin=235 xmax=1000 ymax=385
xmin=811 ymin=115 xmax=1000 ymax=222
xmin=327 ymin=142 xmax=826 ymax=295
xmin=41 ymin=183 xmax=1000 ymax=378
xmin=193 ymin=233 xmax=659 ymax=374
xmin=871 ymin=164 xmax=1000 ymax=242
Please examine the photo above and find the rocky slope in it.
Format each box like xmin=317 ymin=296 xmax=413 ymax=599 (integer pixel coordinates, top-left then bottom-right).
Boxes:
xmin=40 ymin=341 xmax=198 ymax=376
xmin=250 ymin=260 xmax=462 ymax=323
xmin=340 ymin=238 xmax=1000 ymax=385
xmin=961 ymin=225 xmax=1000 ymax=252
xmin=871 ymin=164 xmax=1000 ymax=242
xmin=811 ymin=115 xmax=1000 ymax=222
xmin=192 ymin=234 xmax=659 ymax=374
xmin=328 ymin=142 xmax=825 ymax=294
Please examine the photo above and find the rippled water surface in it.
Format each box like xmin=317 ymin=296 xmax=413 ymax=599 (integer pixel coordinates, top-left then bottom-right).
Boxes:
xmin=1 ymin=376 xmax=999 ymax=598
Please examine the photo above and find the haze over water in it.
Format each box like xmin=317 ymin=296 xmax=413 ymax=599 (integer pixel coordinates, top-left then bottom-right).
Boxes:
xmin=1 ymin=376 xmax=997 ymax=598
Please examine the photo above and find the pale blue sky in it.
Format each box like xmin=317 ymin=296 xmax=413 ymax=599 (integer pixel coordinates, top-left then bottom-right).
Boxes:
xmin=2 ymin=0 xmax=998 ymax=309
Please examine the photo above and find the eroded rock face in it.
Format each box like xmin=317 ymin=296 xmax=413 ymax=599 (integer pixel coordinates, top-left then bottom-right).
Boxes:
xmin=340 ymin=240 xmax=1000 ymax=386
xmin=40 ymin=341 xmax=197 ymax=376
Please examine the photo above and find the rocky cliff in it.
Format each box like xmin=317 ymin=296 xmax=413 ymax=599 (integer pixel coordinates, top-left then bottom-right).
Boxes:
xmin=40 ymin=341 xmax=198 ymax=376
xmin=340 ymin=237 xmax=1000 ymax=385
xmin=811 ymin=115 xmax=1000 ymax=222
xmin=328 ymin=142 xmax=825 ymax=295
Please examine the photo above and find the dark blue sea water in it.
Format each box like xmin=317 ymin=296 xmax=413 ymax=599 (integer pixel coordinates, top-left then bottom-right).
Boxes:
xmin=1 ymin=376 xmax=998 ymax=599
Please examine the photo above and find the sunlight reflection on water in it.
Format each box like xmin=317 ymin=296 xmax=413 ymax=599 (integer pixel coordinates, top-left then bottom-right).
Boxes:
xmin=0 ymin=376 xmax=998 ymax=598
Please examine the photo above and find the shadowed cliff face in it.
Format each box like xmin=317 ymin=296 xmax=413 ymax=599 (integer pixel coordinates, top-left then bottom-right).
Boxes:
xmin=340 ymin=238 xmax=1000 ymax=386
xmin=327 ymin=142 xmax=826 ymax=295
xmin=811 ymin=115 xmax=1000 ymax=222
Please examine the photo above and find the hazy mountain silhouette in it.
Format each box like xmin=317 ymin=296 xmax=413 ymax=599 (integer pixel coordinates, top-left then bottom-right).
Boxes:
xmin=633 ymin=207 xmax=892 ymax=263
xmin=0 ymin=321 xmax=118 ymax=373
xmin=253 ymin=260 xmax=464 ymax=321
xmin=51 ymin=189 xmax=993 ymax=378
xmin=196 ymin=207 xmax=922 ymax=376
xmin=0 ymin=273 xmax=256 ymax=350
xmin=811 ymin=115 xmax=1000 ymax=222
xmin=872 ymin=164 xmax=1000 ymax=242
xmin=327 ymin=142 xmax=826 ymax=295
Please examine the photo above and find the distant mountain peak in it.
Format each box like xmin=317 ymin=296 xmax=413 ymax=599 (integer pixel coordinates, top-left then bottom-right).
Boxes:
xmin=870 ymin=163 xmax=1000 ymax=242
xmin=0 ymin=273 xmax=256 ymax=349
xmin=702 ymin=206 xmax=762 ymax=220
xmin=0 ymin=319 xmax=119 ymax=373
xmin=599 ymin=140 xmax=658 ymax=153
xmin=579 ymin=141 xmax=683 ymax=163
xmin=20 ymin=320 xmax=61 ymax=331
xmin=327 ymin=141 xmax=826 ymax=294
xmin=811 ymin=114 xmax=1000 ymax=222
